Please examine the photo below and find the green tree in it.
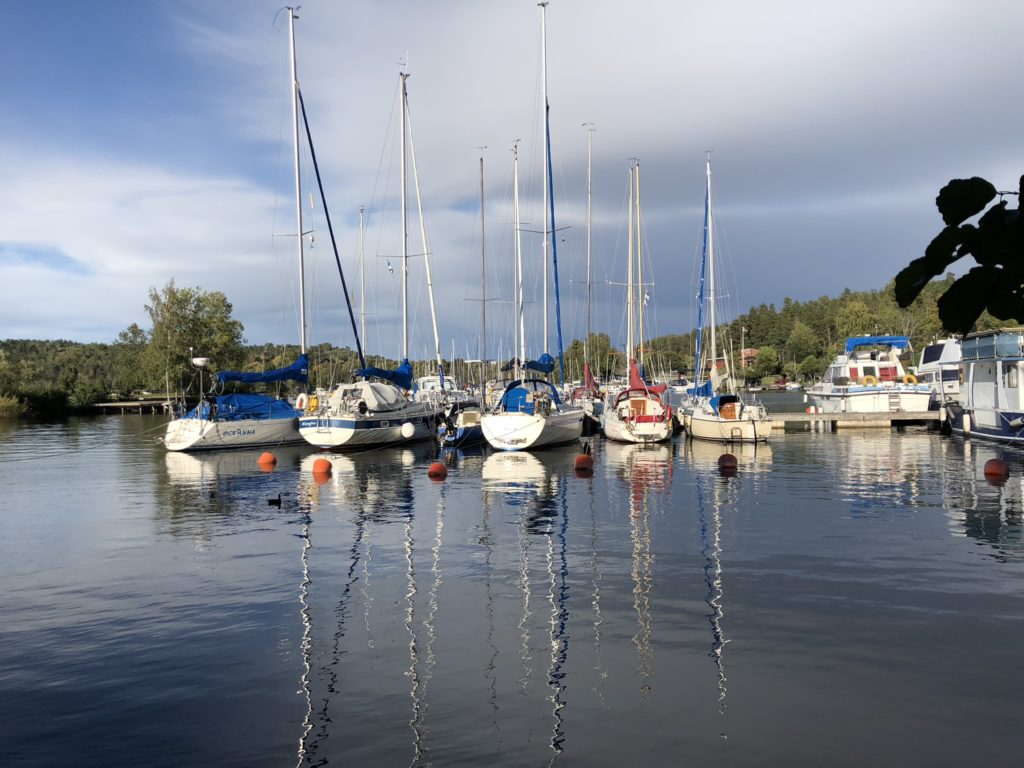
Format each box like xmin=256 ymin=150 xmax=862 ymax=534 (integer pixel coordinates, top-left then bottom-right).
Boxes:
xmin=750 ymin=345 xmax=780 ymax=379
xmin=798 ymin=355 xmax=826 ymax=380
xmin=142 ymin=280 xmax=245 ymax=391
xmin=785 ymin=320 xmax=818 ymax=362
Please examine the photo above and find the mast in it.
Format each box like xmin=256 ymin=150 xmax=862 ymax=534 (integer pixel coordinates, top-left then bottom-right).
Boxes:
xmin=359 ymin=205 xmax=366 ymax=350
xmin=287 ymin=7 xmax=306 ymax=354
xmin=584 ymin=123 xmax=594 ymax=367
xmin=480 ymin=153 xmax=487 ymax=376
xmin=636 ymin=160 xmax=645 ymax=372
xmin=405 ymin=93 xmax=444 ymax=379
xmin=540 ymin=1 xmax=550 ymax=352
xmin=400 ymin=71 xmax=410 ymax=361
xmin=693 ymin=157 xmax=710 ymax=388
xmin=626 ymin=162 xmax=635 ymax=366
xmin=513 ymin=141 xmax=525 ymax=377
xmin=707 ymin=155 xmax=716 ymax=389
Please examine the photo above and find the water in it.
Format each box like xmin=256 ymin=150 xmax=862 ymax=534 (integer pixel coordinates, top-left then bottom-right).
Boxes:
xmin=1 ymin=416 xmax=1022 ymax=767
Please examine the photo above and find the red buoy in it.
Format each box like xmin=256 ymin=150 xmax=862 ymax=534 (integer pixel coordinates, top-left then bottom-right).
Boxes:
xmin=427 ymin=462 xmax=448 ymax=481
xmin=257 ymin=451 xmax=277 ymax=468
xmin=312 ymin=457 xmax=332 ymax=476
xmin=984 ymin=458 xmax=1010 ymax=479
xmin=574 ymin=453 xmax=595 ymax=471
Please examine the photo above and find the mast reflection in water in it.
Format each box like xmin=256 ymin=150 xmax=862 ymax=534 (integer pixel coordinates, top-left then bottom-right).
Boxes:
xmin=6 ymin=417 xmax=1024 ymax=767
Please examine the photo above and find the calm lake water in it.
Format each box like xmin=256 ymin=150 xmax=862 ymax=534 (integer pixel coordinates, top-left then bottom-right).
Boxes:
xmin=1 ymin=414 xmax=1022 ymax=767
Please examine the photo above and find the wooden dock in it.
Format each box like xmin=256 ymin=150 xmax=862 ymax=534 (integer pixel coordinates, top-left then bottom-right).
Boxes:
xmin=769 ymin=411 xmax=943 ymax=430
xmin=88 ymin=399 xmax=171 ymax=415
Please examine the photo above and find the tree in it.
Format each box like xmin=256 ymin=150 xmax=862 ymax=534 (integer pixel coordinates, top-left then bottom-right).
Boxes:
xmin=785 ymin=320 xmax=818 ymax=363
xmin=141 ymin=281 xmax=245 ymax=390
xmin=895 ymin=176 xmax=1024 ymax=333
xmin=750 ymin=345 xmax=780 ymax=379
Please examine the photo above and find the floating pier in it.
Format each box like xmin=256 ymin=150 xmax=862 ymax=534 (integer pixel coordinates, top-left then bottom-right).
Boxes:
xmin=771 ymin=411 xmax=942 ymax=430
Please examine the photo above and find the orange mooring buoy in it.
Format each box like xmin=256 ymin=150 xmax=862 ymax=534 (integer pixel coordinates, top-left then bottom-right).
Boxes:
xmin=984 ymin=457 xmax=1010 ymax=479
xmin=718 ymin=453 xmax=738 ymax=476
xmin=257 ymin=451 xmax=277 ymax=468
xmin=427 ymin=462 xmax=448 ymax=481
xmin=312 ymin=457 xmax=332 ymax=477
xmin=574 ymin=442 xmax=595 ymax=472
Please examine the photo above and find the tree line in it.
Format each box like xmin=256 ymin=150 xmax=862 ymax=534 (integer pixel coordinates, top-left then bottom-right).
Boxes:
xmin=0 ymin=274 xmax=1010 ymax=418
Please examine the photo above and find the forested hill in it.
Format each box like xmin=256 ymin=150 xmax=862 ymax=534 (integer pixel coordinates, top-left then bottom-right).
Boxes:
xmin=0 ymin=274 xmax=1010 ymax=416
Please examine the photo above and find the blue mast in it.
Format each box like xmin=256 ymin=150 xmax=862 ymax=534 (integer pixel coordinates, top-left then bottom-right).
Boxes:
xmin=693 ymin=166 xmax=709 ymax=387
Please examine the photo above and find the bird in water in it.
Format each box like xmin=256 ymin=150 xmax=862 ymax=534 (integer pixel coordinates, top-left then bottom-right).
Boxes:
xmin=268 ymin=493 xmax=282 ymax=508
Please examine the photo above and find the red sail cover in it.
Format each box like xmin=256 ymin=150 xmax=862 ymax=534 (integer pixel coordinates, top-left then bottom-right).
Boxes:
xmin=629 ymin=359 xmax=667 ymax=394
xmin=583 ymin=362 xmax=598 ymax=394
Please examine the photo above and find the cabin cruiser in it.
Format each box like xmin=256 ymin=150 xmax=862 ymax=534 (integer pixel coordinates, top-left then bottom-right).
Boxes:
xmin=946 ymin=328 xmax=1024 ymax=444
xmin=807 ymin=336 xmax=931 ymax=414
xmin=913 ymin=338 xmax=961 ymax=408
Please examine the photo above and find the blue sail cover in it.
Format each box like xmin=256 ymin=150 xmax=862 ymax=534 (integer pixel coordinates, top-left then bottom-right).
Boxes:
xmin=524 ymin=353 xmax=555 ymax=374
xmin=845 ymin=336 xmax=911 ymax=354
xmin=185 ymin=393 xmax=299 ymax=420
xmin=216 ymin=355 xmax=308 ymax=385
xmin=686 ymin=380 xmax=714 ymax=398
xmin=356 ymin=359 xmax=414 ymax=390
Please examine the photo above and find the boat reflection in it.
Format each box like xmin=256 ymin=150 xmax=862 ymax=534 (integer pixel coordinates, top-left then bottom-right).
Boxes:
xmin=679 ymin=437 xmax=772 ymax=477
xmin=948 ymin=440 xmax=1024 ymax=562
xmin=482 ymin=445 xmax=574 ymax=758
xmin=696 ymin=465 xmax=736 ymax=737
xmin=602 ymin=441 xmax=671 ymax=697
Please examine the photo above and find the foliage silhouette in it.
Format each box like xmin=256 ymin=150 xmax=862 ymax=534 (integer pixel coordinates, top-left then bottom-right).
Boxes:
xmin=895 ymin=176 xmax=1024 ymax=333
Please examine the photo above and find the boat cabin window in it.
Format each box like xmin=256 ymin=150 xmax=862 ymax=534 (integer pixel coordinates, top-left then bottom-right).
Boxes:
xmin=879 ymin=366 xmax=897 ymax=382
xmin=1003 ymin=363 xmax=1019 ymax=389
xmin=921 ymin=345 xmax=943 ymax=365
xmin=861 ymin=365 xmax=877 ymax=379
xmin=823 ymin=367 xmax=836 ymax=383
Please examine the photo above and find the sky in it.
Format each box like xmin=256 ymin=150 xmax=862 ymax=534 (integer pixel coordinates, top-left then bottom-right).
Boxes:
xmin=2 ymin=0 xmax=1022 ymax=364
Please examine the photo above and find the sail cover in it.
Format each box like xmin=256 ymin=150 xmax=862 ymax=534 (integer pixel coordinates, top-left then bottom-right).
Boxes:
xmin=524 ymin=353 xmax=555 ymax=374
xmin=216 ymin=354 xmax=309 ymax=385
xmin=356 ymin=359 xmax=414 ymax=390
xmin=629 ymin=359 xmax=667 ymax=394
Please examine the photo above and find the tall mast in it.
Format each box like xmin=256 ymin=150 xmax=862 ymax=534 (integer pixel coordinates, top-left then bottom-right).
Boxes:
xmin=405 ymin=94 xmax=443 ymax=377
xmin=480 ymin=153 xmax=487 ymax=373
xmin=358 ymin=205 xmax=366 ymax=351
xmin=636 ymin=160 xmax=645 ymax=371
xmin=400 ymin=72 xmax=410 ymax=361
xmin=584 ymin=122 xmax=594 ymax=366
xmin=626 ymin=162 xmax=635 ymax=365
xmin=513 ymin=141 xmax=525 ymax=375
xmin=540 ymin=1 xmax=550 ymax=352
xmin=707 ymin=154 xmax=716 ymax=387
xmin=287 ymin=7 xmax=306 ymax=354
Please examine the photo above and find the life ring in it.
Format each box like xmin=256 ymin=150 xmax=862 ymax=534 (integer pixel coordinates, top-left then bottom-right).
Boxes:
xmin=295 ymin=393 xmax=308 ymax=410
xmin=903 ymin=374 xmax=918 ymax=384
xmin=861 ymin=375 xmax=878 ymax=385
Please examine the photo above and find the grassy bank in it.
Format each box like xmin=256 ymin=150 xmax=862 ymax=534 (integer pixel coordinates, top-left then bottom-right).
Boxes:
xmin=0 ymin=395 xmax=27 ymax=418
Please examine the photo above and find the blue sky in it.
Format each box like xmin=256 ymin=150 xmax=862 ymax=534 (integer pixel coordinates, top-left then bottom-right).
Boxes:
xmin=2 ymin=0 xmax=1023 ymax=363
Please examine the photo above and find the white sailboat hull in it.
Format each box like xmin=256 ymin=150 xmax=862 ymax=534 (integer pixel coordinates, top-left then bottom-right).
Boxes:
xmin=481 ymin=408 xmax=583 ymax=451
xmin=299 ymin=406 xmax=437 ymax=449
xmin=685 ymin=411 xmax=771 ymax=442
xmin=163 ymin=416 xmax=302 ymax=452
xmin=601 ymin=406 xmax=672 ymax=444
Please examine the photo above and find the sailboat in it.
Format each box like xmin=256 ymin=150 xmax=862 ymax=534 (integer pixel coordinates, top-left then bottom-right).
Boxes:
xmin=162 ymin=9 xmax=309 ymax=453
xmin=298 ymin=71 xmax=439 ymax=449
xmin=683 ymin=156 xmax=771 ymax=442
xmin=601 ymin=160 xmax=673 ymax=444
xmin=481 ymin=6 xmax=584 ymax=451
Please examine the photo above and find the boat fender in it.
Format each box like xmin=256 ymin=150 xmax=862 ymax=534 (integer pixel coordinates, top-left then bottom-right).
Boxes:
xmin=861 ymin=375 xmax=878 ymax=385
xmin=903 ymin=374 xmax=918 ymax=384
xmin=308 ymin=395 xmax=319 ymax=411
xmin=357 ymin=400 xmax=368 ymax=415
xmin=295 ymin=393 xmax=308 ymax=411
